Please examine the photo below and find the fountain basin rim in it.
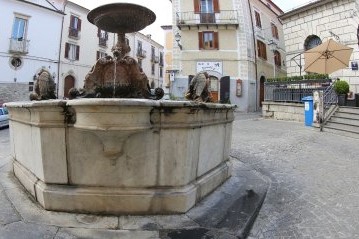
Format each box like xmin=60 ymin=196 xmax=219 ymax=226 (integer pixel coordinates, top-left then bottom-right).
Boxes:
xmin=87 ymin=3 xmax=156 ymax=33
xmin=5 ymin=99 xmax=236 ymax=110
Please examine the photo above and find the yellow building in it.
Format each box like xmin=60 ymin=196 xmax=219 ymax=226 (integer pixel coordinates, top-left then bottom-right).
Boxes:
xmin=167 ymin=0 xmax=286 ymax=111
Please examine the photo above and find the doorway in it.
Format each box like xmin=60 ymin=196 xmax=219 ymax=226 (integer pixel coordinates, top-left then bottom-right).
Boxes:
xmin=209 ymin=76 xmax=219 ymax=102
xmin=64 ymin=75 xmax=75 ymax=98
xmin=259 ymin=76 xmax=265 ymax=107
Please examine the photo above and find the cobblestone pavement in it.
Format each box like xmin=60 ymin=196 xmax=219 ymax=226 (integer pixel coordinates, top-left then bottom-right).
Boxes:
xmin=231 ymin=112 xmax=359 ymax=239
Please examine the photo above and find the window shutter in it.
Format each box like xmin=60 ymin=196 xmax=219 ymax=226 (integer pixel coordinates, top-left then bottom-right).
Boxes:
xmin=214 ymin=0 xmax=219 ymax=13
xmin=213 ymin=32 xmax=219 ymax=49
xmin=65 ymin=43 xmax=69 ymax=58
xmin=76 ymin=45 xmax=80 ymax=60
xmin=194 ymin=0 xmax=200 ymax=13
xmin=78 ymin=18 xmax=82 ymax=30
xmin=70 ymin=15 xmax=74 ymax=28
xmin=198 ymin=32 xmax=204 ymax=49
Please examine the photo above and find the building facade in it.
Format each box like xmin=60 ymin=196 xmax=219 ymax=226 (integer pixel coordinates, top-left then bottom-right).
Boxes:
xmin=280 ymin=0 xmax=359 ymax=94
xmin=169 ymin=0 xmax=286 ymax=111
xmin=0 ymin=0 xmax=65 ymax=104
xmin=0 ymin=0 xmax=164 ymax=102
xmin=58 ymin=1 xmax=164 ymax=99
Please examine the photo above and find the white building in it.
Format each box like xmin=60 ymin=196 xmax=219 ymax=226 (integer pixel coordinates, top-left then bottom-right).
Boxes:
xmin=169 ymin=0 xmax=286 ymax=111
xmin=280 ymin=0 xmax=359 ymax=93
xmin=58 ymin=1 xmax=164 ymax=99
xmin=0 ymin=0 xmax=66 ymax=104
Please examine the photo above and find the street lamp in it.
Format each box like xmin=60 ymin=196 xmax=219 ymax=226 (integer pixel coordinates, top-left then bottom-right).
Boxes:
xmin=175 ymin=32 xmax=183 ymax=50
xmin=268 ymin=40 xmax=278 ymax=78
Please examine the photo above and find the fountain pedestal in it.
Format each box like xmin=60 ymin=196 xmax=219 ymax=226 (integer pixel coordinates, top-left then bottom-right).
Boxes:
xmin=7 ymin=99 xmax=235 ymax=214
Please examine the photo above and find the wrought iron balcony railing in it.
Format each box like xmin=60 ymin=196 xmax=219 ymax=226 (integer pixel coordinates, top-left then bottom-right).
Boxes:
xmin=99 ymin=38 xmax=107 ymax=47
xmin=136 ymin=49 xmax=146 ymax=58
xmin=9 ymin=38 xmax=29 ymax=54
xmin=68 ymin=27 xmax=80 ymax=38
xmin=176 ymin=10 xmax=239 ymax=29
xmin=151 ymin=55 xmax=159 ymax=63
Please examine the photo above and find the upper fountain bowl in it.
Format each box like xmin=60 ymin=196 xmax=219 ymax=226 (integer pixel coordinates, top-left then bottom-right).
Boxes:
xmin=87 ymin=3 xmax=156 ymax=33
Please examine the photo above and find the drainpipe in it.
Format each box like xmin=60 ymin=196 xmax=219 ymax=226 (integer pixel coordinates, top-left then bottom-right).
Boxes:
xmin=247 ymin=0 xmax=259 ymax=111
xmin=57 ymin=0 xmax=68 ymax=99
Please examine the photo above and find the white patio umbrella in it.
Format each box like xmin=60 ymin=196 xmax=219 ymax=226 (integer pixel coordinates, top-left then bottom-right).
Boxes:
xmin=304 ymin=39 xmax=353 ymax=74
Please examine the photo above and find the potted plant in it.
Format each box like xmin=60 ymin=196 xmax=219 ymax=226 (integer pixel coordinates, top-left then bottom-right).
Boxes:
xmin=333 ymin=80 xmax=350 ymax=106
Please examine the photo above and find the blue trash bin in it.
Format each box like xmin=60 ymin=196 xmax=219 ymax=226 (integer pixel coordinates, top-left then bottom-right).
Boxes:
xmin=302 ymin=96 xmax=313 ymax=126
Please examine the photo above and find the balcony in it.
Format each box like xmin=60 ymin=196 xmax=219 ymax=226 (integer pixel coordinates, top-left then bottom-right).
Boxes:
xmin=136 ymin=49 xmax=147 ymax=59
xmin=99 ymin=38 xmax=107 ymax=47
xmin=9 ymin=38 xmax=29 ymax=54
xmin=151 ymin=55 xmax=159 ymax=63
xmin=68 ymin=27 xmax=80 ymax=39
xmin=176 ymin=10 xmax=239 ymax=30
xmin=159 ymin=58 xmax=164 ymax=66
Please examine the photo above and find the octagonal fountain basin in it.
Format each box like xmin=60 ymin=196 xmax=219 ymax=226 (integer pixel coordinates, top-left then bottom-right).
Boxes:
xmin=6 ymin=99 xmax=235 ymax=214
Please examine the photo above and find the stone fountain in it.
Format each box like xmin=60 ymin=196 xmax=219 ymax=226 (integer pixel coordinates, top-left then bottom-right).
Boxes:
xmin=5 ymin=3 xmax=236 ymax=215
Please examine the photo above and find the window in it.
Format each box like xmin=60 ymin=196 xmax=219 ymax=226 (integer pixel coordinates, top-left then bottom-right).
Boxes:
xmin=12 ymin=16 xmax=27 ymax=41
xmin=151 ymin=46 xmax=155 ymax=62
xmin=136 ymin=41 xmax=145 ymax=57
xmin=96 ymin=51 xmax=107 ymax=60
xmin=194 ymin=0 xmax=219 ymax=13
xmin=254 ymin=10 xmax=262 ymax=28
xmin=159 ymin=52 xmax=164 ymax=66
xmin=159 ymin=67 xmax=163 ymax=78
xmin=97 ymin=28 xmax=108 ymax=47
xmin=69 ymin=15 xmax=81 ymax=38
xmin=274 ymin=50 xmax=281 ymax=67
xmin=257 ymin=40 xmax=267 ymax=60
xmin=10 ymin=57 xmax=22 ymax=69
xmin=199 ymin=31 xmax=219 ymax=50
xmin=151 ymin=63 xmax=155 ymax=75
xmin=271 ymin=23 xmax=279 ymax=39
xmin=65 ymin=43 xmax=80 ymax=61
xmin=304 ymin=35 xmax=322 ymax=50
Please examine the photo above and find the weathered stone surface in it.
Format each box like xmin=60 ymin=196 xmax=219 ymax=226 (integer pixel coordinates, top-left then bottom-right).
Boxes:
xmin=0 ymin=221 xmax=58 ymax=239
xmin=55 ymin=228 xmax=159 ymax=239
xmin=0 ymin=186 xmax=21 ymax=226
xmin=6 ymin=100 xmax=235 ymax=214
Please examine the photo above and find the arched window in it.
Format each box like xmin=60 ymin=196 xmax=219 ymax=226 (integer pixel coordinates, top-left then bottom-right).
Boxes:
xmin=304 ymin=35 xmax=322 ymax=50
xmin=274 ymin=50 xmax=281 ymax=67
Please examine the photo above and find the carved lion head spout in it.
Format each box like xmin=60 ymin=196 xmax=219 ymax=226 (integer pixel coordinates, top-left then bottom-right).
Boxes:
xmin=30 ymin=69 xmax=56 ymax=101
xmin=185 ymin=72 xmax=213 ymax=103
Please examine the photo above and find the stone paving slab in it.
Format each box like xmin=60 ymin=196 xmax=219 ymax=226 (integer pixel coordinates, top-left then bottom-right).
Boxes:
xmin=0 ymin=221 xmax=58 ymax=239
xmin=55 ymin=228 xmax=159 ymax=239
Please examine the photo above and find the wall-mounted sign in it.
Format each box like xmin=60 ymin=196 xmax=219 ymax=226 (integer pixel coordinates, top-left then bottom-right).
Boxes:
xmin=197 ymin=62 xmax=223 ymax=75
xmin=236 ymin=79 xmax=242 ymax=97
xmin=351 ymin=61 xmax=358 ymax=70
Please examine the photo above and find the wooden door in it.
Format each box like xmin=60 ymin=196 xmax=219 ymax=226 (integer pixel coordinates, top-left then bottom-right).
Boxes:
xmin=64 ymin=75 xmax=75 ymax=98
xmin=220 ymin=76 xmax=230 ymax=103
xmin=260 ymin=76 xmax=265 ymax=107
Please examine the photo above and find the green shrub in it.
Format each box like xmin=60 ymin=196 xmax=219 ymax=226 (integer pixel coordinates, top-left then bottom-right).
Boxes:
xmin=333 ymin=80 xmax=350 ymax=95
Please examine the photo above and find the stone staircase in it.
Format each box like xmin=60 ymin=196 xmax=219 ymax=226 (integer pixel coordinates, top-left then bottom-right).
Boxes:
xmin=322 ymin=106 xmax=359 ymax=138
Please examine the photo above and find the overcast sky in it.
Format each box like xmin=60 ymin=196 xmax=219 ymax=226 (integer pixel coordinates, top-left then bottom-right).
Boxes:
xmin=70 ymin=0 xmax=313 ymax=45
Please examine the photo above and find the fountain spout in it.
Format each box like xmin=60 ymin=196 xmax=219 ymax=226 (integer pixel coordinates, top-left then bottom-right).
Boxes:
xmin=112 ymin=33 xmax=131 ymax=59
xmin=67 ymin=3 xmax=163 ymax=100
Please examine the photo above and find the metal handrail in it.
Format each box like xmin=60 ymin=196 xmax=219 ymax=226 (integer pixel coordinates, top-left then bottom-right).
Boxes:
xmin=9 ymin=38 xmax=30 ymax=53
xmin=176 ymin=10 xmax=239 ymax=25
xmin=320 ymin=80 xmax=338 ymax=130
